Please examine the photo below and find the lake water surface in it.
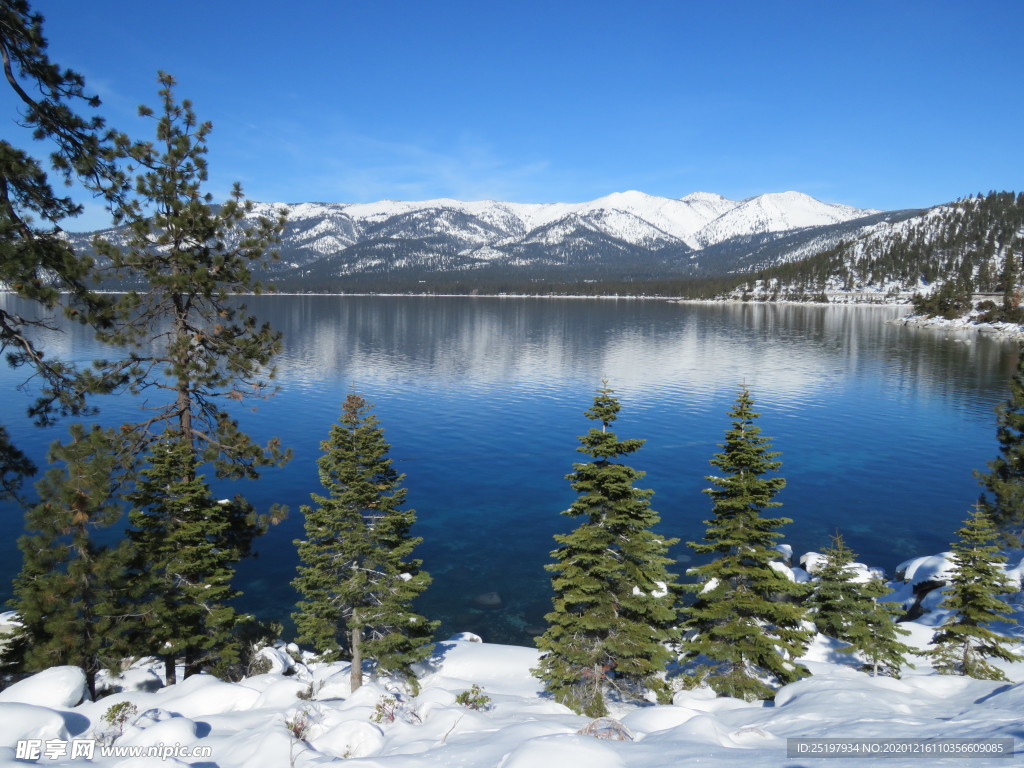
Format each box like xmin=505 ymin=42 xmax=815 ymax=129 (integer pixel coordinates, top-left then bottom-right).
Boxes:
xmin=0 ymin=295 xmax=1018 ymax=644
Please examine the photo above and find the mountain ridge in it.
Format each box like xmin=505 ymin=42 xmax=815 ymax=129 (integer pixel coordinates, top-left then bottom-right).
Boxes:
xmin=67 ymin=189 xmax=926 ymax=292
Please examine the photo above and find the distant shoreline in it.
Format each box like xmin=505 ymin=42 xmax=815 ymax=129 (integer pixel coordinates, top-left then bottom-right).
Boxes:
xmin=9 ymin=290 xmax=1024 ymax=338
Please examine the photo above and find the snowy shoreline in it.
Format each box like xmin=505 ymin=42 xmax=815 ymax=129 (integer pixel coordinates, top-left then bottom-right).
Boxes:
xmin=890 ymin=313 xmax=1024 ymax=341
xmin=1 ymin=546 xmax=1021 ymax=767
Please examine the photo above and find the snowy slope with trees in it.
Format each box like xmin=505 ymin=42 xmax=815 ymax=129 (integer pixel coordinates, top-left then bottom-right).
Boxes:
xmin=722 ymin=192 xmax=1024 ymax=306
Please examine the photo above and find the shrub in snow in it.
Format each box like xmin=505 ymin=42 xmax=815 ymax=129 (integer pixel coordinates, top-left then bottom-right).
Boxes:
xmin=454 ymin=684 xmax=492 ymax=711
xmin=296 ymin=679 xmax=325 ymax=701
xmin=577 ymin=716 xmax=634 ymax=741
xmin=256 ymin=645 xmax=295 ymax=676
xmin=101 ymin=700 xmax=139 ymax=739
xmin=371 ymin=692 xmax=421 ymax=725
xmin=284 ymin=707 xmax=313 ymax=740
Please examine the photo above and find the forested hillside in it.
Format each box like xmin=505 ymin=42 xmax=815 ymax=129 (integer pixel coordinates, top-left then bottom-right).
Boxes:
xmin=722 ymin=192 xmax=1024 ymax=309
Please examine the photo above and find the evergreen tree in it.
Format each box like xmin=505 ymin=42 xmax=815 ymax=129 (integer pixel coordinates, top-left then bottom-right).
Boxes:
xmin=806 ymin=532 xmax=914 ymax=677
xmin=6 ymin=424 xmax=133 ymax=697
xmin=928 ymin=506 xmax=1022 ymax=680
xmin=1002 ymin=248 xmax=1018 ymax=313
xmin=84 ymin=75 xmax=288 ymax=684
xmin=535 ymin=384 xmax=679 ymax=717
xmin=0 ymin=0 xmax=119 ymax=498
xmin=292 ymin=393 xmax=436 ymax=691
xmin=127 ymin=433 xmax=264 ymax=683
xmin=976 ymin=344 xmax=1024 ymax=544
xmin=682 ymin=386 xmax=811 ymax=701
xmin=90 ymin=72 xmax=289 ymax=478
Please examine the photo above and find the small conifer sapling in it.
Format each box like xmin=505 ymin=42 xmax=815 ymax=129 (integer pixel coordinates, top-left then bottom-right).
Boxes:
xmin=928 ymin=506 xmax=1022 ymax=680
xmin=806 ymin=532 xmax=914 ymax=677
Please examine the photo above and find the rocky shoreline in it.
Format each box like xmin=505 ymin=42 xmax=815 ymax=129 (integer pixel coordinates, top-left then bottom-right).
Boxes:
xmin=890 ymin=313 xmax=1024 ymax=341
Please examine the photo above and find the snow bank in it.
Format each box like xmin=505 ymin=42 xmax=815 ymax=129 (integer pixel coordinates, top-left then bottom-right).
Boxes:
xmin=420 ymin=637 xmax=544 ymax=697
xmin=149 ymin=673 xmax=261 ymax=717
xmin=0 ymin=665 xmax=86 ymax=708
xmin=0 ymin=701 xmax=70 ymax=745
xmin=500 ymin=733 xmax=626 ymax=768
xmin=0 ymin=639 xmax=1020 ymax=768
xmin=895 ymin=553 xmax=956 ymax=586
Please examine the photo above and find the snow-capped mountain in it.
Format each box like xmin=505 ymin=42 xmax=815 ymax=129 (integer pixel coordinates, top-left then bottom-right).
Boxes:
xmin=265 ymin=189 xmax=873 ymax=256
xmin=70 ymin=190 xmax=886 ymax=289
xmin=238 ymin=191 xmax=879 ymax=284
xmin=692 ymin=190 xmax=875 ymax=248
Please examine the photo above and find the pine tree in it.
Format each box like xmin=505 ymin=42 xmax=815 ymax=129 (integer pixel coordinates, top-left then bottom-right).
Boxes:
xmin=976 ymin=344 xmax=1024 ymax=544
xmin=0 ymin=0 xmax=119 ymax=499
xmin=682 ymin=386 xmax=811 ymax=701
xmin=6 ymin=424 xmax=133 ymax=697
xmin=127 ymin=433 xmax=264 ymax=683
xmin=806 ymin=533 xmax=914 ymax=677
xmin=535 ymin=384 xmax=679 ymax=717
xmin=1002 ymin=248 xmax=1019 ymax=313
xmin=928 ymin=506 xmax=1022 ymax=680
xmin=90 ymin=72 xmax=289 ymax=478
xmin=84 ymin=75 xmax=288 ymax=684
xmin=292 ymin=393 xmax=436 ymax=691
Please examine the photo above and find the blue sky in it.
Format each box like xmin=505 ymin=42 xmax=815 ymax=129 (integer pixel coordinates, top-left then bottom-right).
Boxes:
xmin=7 ymin=0 xmax=1023 ymax=230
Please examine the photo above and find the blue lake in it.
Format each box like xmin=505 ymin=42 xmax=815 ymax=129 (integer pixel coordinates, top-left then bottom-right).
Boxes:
xmin=0 ymin=294 xmax=1018 ymax=644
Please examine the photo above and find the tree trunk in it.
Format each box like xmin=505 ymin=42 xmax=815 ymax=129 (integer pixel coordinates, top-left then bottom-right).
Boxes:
xmin=85 ymin=668 xmax=96 ymax=701
xmin=184 ymin=647 xmax=200 ymax=678
xmin=164 ymin=652 xmax=177 ymax=685
xmin=350 ymin=609 xmax=362 ymax=692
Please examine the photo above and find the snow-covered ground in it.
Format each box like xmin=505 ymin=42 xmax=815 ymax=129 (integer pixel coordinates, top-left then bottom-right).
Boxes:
xmin=1 ymin=551 xmax=1022 ymax=768
xmin=892 ymin=312 xmax=1024 ymax=341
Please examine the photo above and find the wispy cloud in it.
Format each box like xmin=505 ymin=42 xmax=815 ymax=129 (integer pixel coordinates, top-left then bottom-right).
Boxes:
xmin=216 ymin=120 xmax=554 ymax=205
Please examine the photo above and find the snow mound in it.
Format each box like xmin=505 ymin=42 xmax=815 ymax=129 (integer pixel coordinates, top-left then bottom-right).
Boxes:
xmin=620 ymin=705 xmax=700 ymax=735
xmin=151 ymin=673 xmax=261 ymax=716
xmin=120 ymin=714 xmax=199 ymax=748
xmin=800 ymin=551 xmax=882 ymax=582
xmin=895 ymin=553 xmax=955 ymax=586
xmin=309 ymin=717 xmax=385 ymax=759
xmin=257 ymin=645 xmax=296 ymax=675
xmin=310 ymin=665 xmax=354 ymax=700
xmin=775 ymin=668 xmax=915 ymax=716
xmin=422 ymin=638 xmax=544 ymax=697
xmin=251 ymin=678 xmax=309 ymax=709
xmin=500 ymin=733 xmax=626 ymax=768
xmin=0 ymin=665 xmax=86 ymax=708
xmin=0 ymin=702 xmax=70 ymax=744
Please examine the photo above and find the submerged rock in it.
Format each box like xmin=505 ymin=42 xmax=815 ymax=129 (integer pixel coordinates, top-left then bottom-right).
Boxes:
xmin=473 ymin=591 xmax=503 ymax=608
